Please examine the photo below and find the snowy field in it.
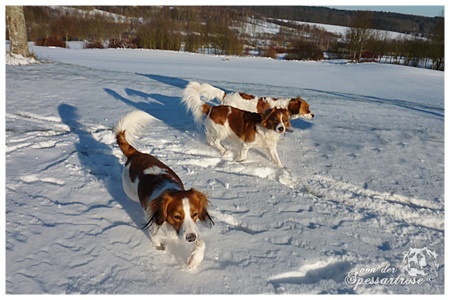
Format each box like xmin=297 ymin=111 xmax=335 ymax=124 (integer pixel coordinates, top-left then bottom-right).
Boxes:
xmin=5 ymin=45 xmax=445 ymax=294
xmin=242 ymin=17 xmax=411 ymax=40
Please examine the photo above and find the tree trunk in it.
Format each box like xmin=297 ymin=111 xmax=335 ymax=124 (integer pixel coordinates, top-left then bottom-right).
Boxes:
xmin=6 ymin=6 xmax=30 ymax=57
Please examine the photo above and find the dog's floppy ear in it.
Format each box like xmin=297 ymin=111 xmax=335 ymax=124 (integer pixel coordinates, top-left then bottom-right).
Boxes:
xmin=191 ymin=189 xmax=214 ymax=228
xmin=284 ymin=110 xmax=292 ymax=128
xmin=261 ymin=107 xmax=275 ymax=126
xmin=144 ymin=194 xmax=172 ymax=230
xmin=288 ymin=98 xmax=301 ymax=115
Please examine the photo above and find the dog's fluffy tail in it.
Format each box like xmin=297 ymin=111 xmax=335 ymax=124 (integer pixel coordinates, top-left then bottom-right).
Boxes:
xmin=181 ymin=81 xmax=214 ymax=124
xmin=115 ymin=110 xmax=156 ymax=158
xmin=198 ymin=82 xmax=226 ymax=103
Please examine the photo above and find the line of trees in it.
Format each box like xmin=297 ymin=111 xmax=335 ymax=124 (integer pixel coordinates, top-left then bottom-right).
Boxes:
xmin=21 ymin=6 xmax=244 ymax=55
xmin=343 ymin=12 xmax=444 ymax=70
xmin=245 ymin=6 xmax=442 ymax=37
xmin=23 ymin=7 xmax=128 ymax=46
xmin=11 ymin=6 xmax=445 ymax=71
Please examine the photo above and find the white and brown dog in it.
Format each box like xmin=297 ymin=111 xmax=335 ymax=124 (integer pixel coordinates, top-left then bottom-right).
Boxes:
xmin=182 ymin=82 xmax=291 ymax=168
xmin=198 ymin=82 xmax=314 ymax=120
xmin=115 ymin=110 xmax=213 ymax=268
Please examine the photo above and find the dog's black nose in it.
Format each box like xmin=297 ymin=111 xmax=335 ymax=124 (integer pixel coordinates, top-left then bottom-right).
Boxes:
xmin=277 ymin=126 xmax=285 ymax=132
xmin=186 ymin=233 xmax=197 ymax=243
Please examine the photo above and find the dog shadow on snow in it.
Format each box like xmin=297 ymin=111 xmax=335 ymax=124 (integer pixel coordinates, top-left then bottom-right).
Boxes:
xmin=136 ymin=73 xmax=190 ymax=90
xmin=58 ymin=104 xmax=149 ymax=238
xmin=104 ymin=87 xmax=197 ymax=132
xmin=105 ymin=74 xmax=200 ymax=131
xmin=136 ymin=73 xmax=234 ymax=95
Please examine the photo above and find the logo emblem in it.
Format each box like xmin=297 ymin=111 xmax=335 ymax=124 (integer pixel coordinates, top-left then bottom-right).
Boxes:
xmin=400 ymin=247 xmax=439 ymax=280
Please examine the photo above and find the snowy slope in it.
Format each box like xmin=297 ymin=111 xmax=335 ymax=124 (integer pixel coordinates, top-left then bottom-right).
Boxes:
xmin=5 ymin=46 xmax=444 ymax=294
xmin=286 ymin=19 xmax=413 ymax=40
xmin=237 ymin=17 xmax=413 ymax=40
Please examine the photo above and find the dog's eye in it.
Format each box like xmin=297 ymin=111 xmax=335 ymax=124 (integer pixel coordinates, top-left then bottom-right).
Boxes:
xmin=192 ymin=212 xmax=198 ymax=219
xmin=173 ymin=215 xmax=182 ymax=221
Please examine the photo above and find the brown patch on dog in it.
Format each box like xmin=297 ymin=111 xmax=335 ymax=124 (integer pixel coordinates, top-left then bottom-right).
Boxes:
xmin=201 ymin=103 xmax=211 ymax=115
xmin=128 ymin=153 xmax=184 ymax=187
xmin=209 ymin=105 xmax=264 ymax=143
xmin=287 ymin=99 xmax=301 ymax=116
xmin=288 ymin=97 xmax=314 ymax=118
xmin=208 ymin=105 xmax=230 ymax=125
xmin=298 ymin=98 xmax=313 ymax=117
xmin=228 ymin=108 xmax=262 ymax=143
xmin=239 ymin=92 xmax=255 ymax=100
xmin=261 ymin=108 xmax=291 ymax=130
xmin=150 ymin=189 xmax=212 ymax=233
xmin=116 ymin=130 xmax=137 ymax=158
xmin=256 ymin=98 xmax=271 ymax=113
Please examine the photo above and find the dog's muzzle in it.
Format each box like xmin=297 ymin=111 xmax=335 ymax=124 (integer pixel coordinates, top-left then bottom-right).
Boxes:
xmin=302 ymin=113 xmax=314 ymax=120
xmin=186 ymin=233 xmax=197 ymax=243
xmin=276 ymin=123 xmax=286 ymax=133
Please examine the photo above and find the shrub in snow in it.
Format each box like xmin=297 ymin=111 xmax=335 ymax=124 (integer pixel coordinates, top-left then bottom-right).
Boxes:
xmin=35 ymin=36 xmax=66 ymax=48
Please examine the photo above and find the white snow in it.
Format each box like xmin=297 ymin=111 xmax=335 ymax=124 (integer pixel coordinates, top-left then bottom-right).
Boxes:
xmin=4 ymin=44 xmax=444 ymax=294
xmin=6 ymin=52 xmax=40 ymax=66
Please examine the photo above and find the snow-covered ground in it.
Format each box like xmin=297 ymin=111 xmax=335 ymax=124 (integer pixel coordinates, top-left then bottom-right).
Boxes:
xmin=5 ymin=52 xmax=40 ymax=66
xmin=4 ymin=45 xmax=444 ymax=294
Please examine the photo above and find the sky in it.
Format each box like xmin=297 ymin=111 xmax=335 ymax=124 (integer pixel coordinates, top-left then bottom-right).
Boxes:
xmin=327 ymin=5 xmax=444 ymax=18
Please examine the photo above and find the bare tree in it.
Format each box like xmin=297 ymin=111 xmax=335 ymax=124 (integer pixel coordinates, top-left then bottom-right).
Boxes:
xmin=430 ymin=17 xmax=444 ymax=70
xmin=52 ymin=16 xmax=77 ymax=45
xmin=6 ymin=6 xmax=31 ymax=57
xmin=345 ymin=12 xmax=374 ymax=62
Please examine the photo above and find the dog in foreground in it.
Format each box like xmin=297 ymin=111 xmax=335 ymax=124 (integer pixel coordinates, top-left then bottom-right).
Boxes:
xmin=182 ymin=82 xmax=291 ymax=168
xmin=196 ymin=82 xmax=314 ymax=120
xmin=115 ymin=110 xmax=213 ymax=268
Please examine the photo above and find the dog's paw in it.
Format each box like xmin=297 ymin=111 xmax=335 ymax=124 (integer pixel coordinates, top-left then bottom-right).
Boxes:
xmin=151 ymin=239 xmax=165 ymax=250
xmin=236 ymin=155 xmax=248 ymax=162
xmin=187 ymin=252 xmax=203 ymax=269
xmin=155 ymin=244 xmax=165 ymax=251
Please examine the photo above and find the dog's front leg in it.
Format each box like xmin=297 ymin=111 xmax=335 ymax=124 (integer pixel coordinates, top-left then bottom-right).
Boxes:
xmin=187 ymin=238 xmax=206 ymax=268
xmin=267 ymin=145 xmax=283 ymax=168
xmin=150 ymin=237 xmax=165 ymax=250
xmin=150 ymin=229 xmax=165 ymax=250
xmin=210 ymin=139 xmax=228 ymax=156
xmin=149 ymin=223 xmax=175 ymax=250
xmin=237 ymin=143 xmax=249 ymax=161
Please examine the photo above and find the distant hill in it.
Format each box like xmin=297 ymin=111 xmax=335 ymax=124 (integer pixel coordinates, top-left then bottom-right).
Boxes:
xmin=243 ymin=6 xmax=442 ymax=36
xmin=94 ymin=5 xmax=442 ymax=36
